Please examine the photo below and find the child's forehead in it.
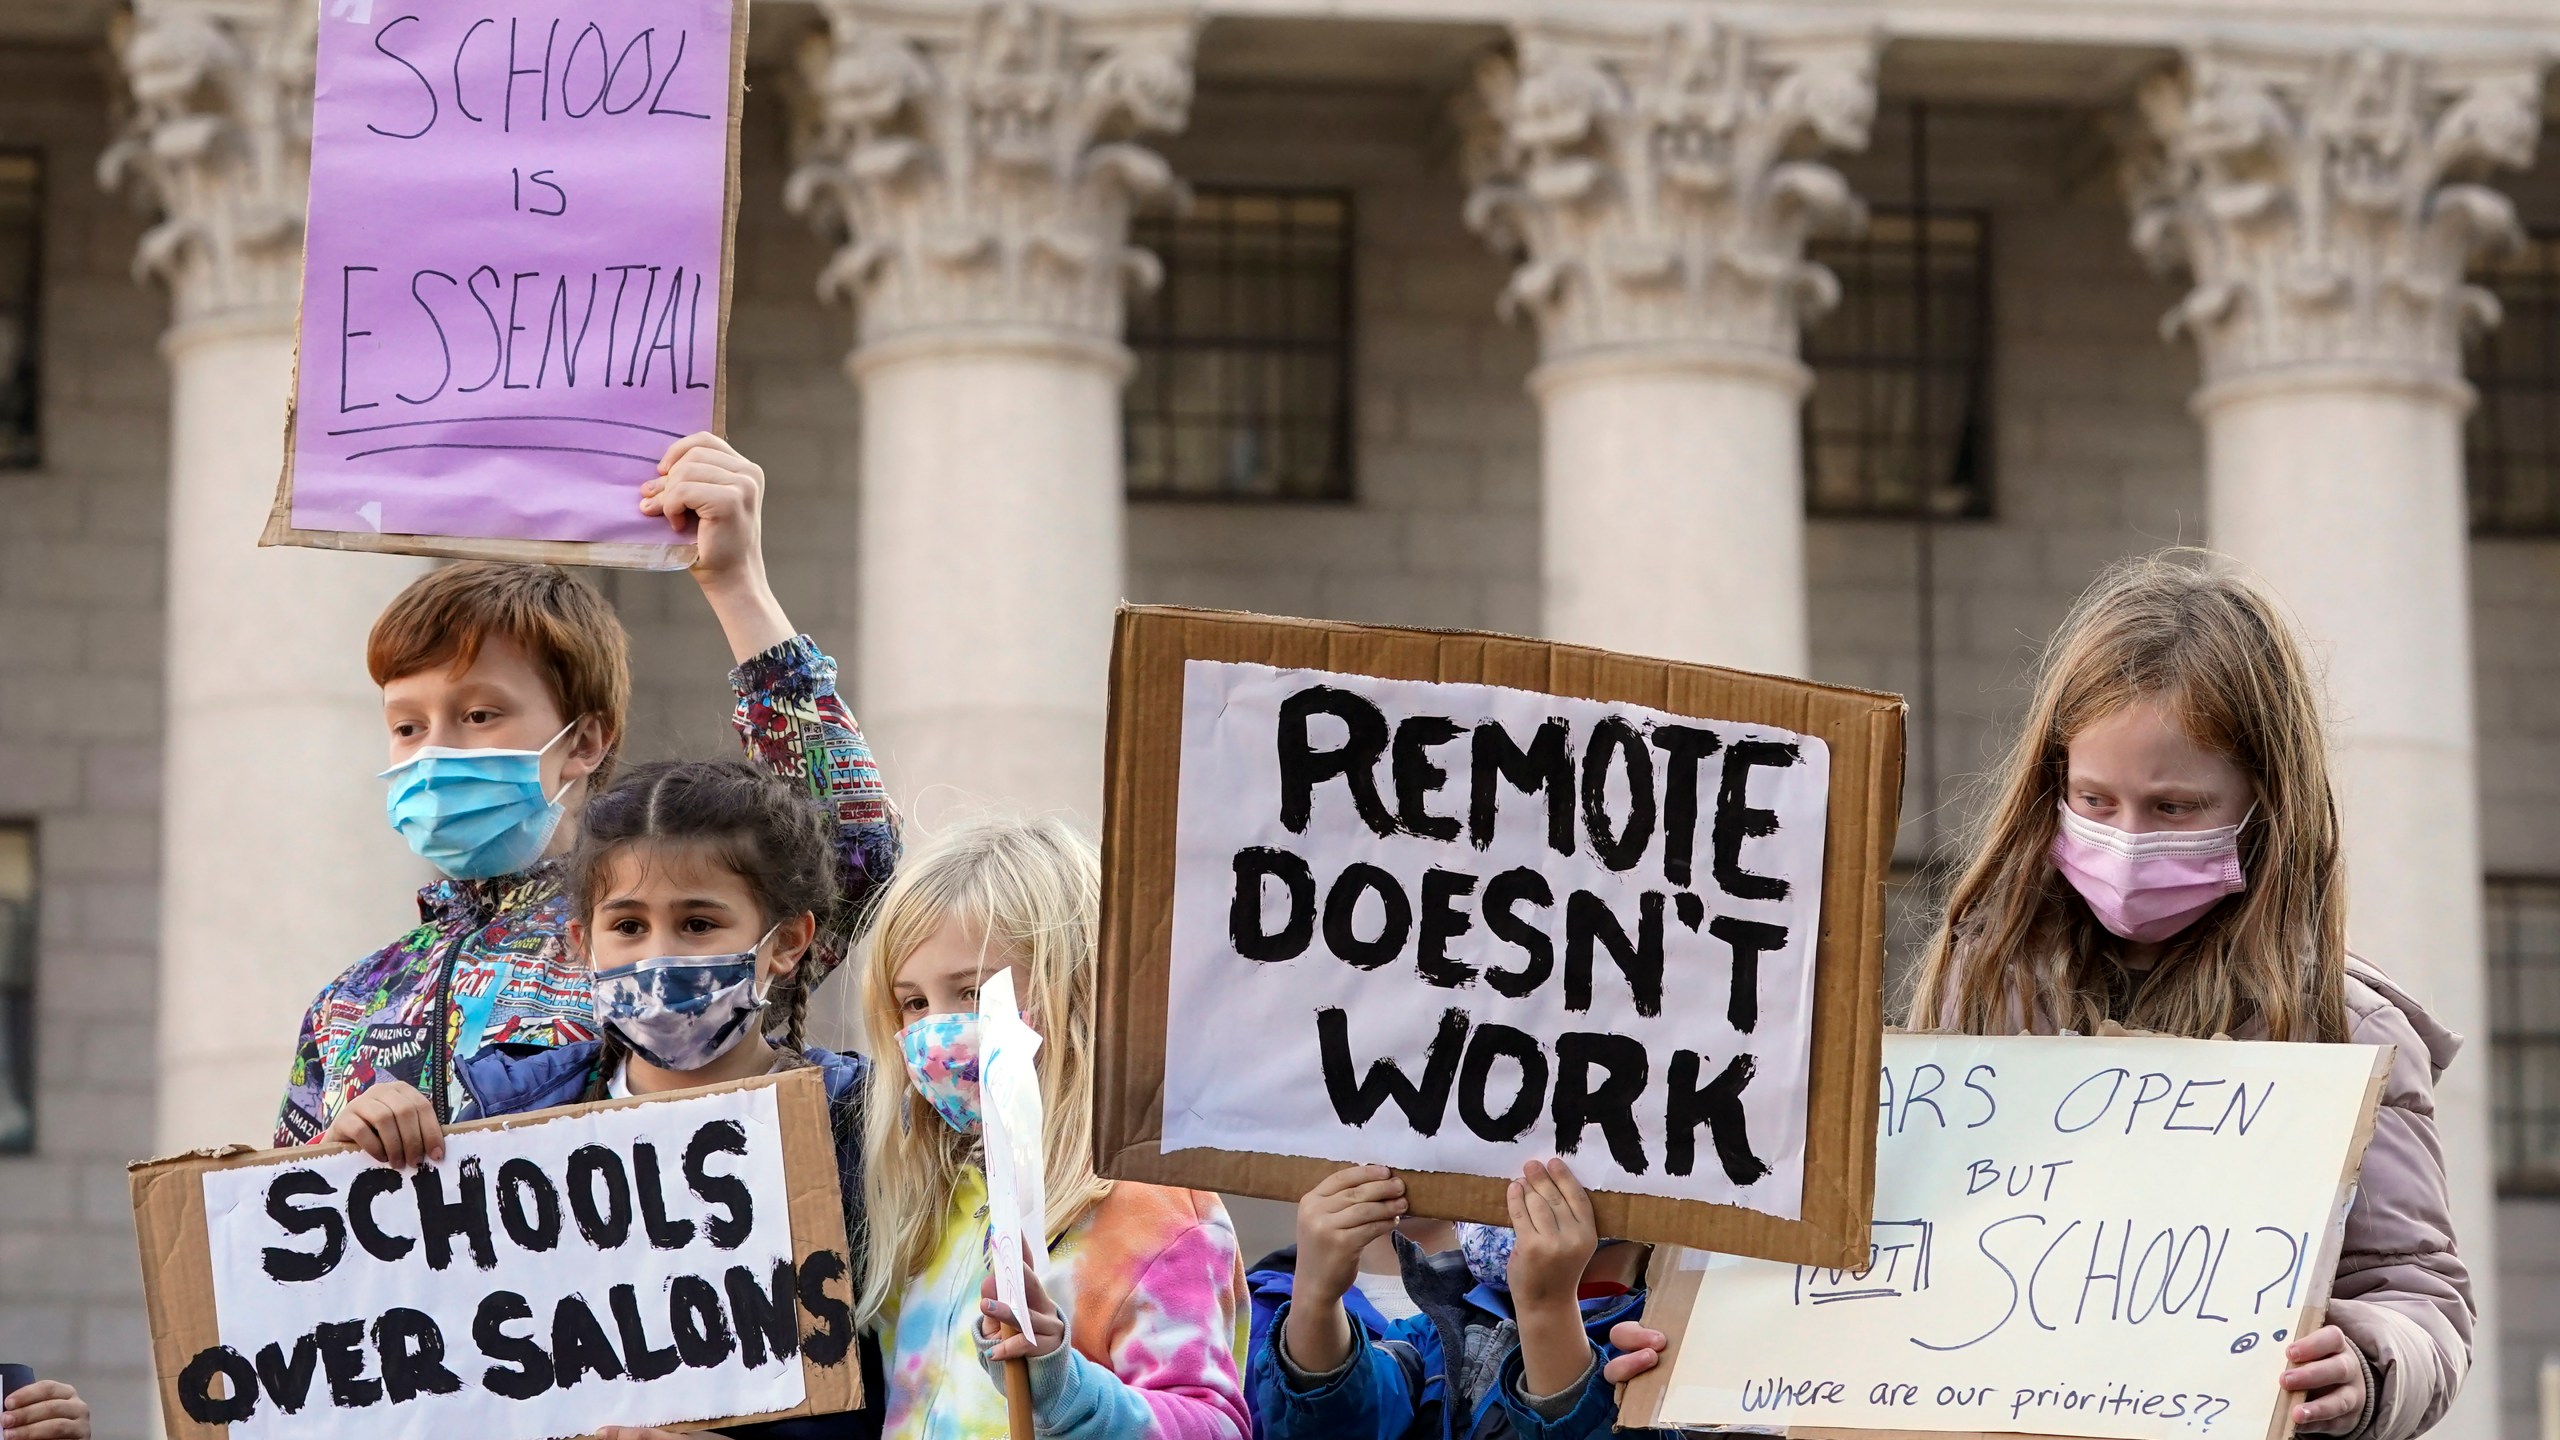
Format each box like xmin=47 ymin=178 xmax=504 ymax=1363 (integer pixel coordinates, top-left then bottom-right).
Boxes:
xmin=383 ymin=632 xmax=555 ymax=705
xmin=893 ymin=918 xmax=1022 ymax=987
xmin=598 ymin=839 xmax=759 ymax=904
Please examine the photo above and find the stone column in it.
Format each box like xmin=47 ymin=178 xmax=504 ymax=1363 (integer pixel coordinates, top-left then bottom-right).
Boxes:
xmin=104 ymin=1 xmax=431 ymax=1151
xmin=1464 ymin=17 xmax=1876 ymax=676
xmin=2127 ymin=46 xmax=2549 ymax=1439
xmin=787 ymin=1 xmax=1194 ymax=820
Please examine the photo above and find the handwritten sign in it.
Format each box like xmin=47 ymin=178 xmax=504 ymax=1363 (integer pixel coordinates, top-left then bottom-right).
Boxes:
xmin=266 ymin=0 xmax=746 ymax=567
xmin=1620 ymin=1033 xmax=2390 ymax=1440
xmin=132 ymin=1071 xmax=859 ymax=1440
xmin=1095 ymin=608 xmax=1907 ymax=1266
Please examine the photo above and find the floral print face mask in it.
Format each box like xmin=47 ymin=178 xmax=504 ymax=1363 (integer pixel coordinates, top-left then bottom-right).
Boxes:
xmin=898 ymin=1013 xmax=984 ymax=1134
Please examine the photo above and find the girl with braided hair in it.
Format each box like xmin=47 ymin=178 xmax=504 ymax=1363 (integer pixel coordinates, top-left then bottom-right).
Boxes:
xmin=448 ymin=757 xmax=888 ymax=1440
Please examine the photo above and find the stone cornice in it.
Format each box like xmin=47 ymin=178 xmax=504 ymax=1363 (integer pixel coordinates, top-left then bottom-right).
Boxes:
xmin=2122 ymin=42 xmax=2548 ymax=388
xmin=1462 ymin=13 xmax=1878 ymax=366
xmin=98 ymin=0 xmax=312 ymax=329
xmin=785 ymin=0 xmax=1198 ymax=353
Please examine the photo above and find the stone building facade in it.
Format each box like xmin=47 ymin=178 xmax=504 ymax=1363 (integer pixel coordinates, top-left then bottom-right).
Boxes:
xmin=0 ymin=1 xmax=2555 ymax=1437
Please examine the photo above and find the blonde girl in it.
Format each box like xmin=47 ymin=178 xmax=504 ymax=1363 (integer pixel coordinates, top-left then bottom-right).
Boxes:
xmin=1911 ymin=551 xmax=2469 ymax=1440
xmin=857 ymin=816 xmax=1249 ymax=1440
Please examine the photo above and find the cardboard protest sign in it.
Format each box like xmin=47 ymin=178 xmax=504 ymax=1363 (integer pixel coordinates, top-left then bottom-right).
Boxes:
xmin=1095 ymin=606 xmax=1905 ymax=1267
xmin=1619 ymin=1032 xmax=2393 ymax=1440
xmin=263 ymin=0 xmax=749 ymax=569
xmin=131 ymin=1070 xmax=858 ymax=1440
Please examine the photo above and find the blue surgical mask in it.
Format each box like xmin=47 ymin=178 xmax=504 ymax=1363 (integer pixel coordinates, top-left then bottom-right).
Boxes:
xmin=591 ymin=926 xmax=777 ymax=1072
xmin=381 ymin=721 xmax=579 ymax=880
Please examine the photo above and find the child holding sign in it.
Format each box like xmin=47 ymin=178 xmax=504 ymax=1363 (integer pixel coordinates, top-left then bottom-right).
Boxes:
xmin=453 ymin=756 xmax=881 ymax=1440
xmin=280 ymin=435 xmax=899 ymax=1160
xmin=1910 ymin=552 xmax=2470 ymax=1440
xmin=857 ymin=817 xmax=1252 ymax=1440
xmin=1246 ymin=1161 xmax=1670 ymax=1440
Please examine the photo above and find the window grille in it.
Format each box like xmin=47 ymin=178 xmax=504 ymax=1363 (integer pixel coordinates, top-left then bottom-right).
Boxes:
xmin=2490 ymin=876 xmax=2560 ymax=1194
xmin=2469 ymin=232 xmax=2560 ymax=536
xmin=0 ymin=825 xmax=33 ymax=1154
xmin=0 ymin=152 xmax=38 ymax=469
xmin=1802 ymin=209 xmax=1992 ymax=519
xmin=1126 ymin=187 xmax=1353 ymax=501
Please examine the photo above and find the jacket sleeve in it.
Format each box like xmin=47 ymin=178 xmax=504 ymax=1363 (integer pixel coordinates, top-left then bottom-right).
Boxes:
xmin=1247 ymin=1301 xmax=1423 ymax=1440
xmin=730 ymin=637 xmax=901 ymax=977
xmin=2327 ymin=1008 xmax=2475 ymax=1440
xmin=273 ymin=989 xmax=332 ymax=1147
xmin=1027 ymin=1208 xmax=1253 ymax=1440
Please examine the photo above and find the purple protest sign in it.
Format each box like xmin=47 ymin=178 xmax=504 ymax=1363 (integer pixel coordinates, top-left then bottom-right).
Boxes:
xmin=266 ymin=0 xmax=745 ymax=566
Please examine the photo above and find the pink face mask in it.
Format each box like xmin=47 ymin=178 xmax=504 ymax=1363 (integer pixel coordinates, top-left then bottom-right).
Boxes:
xmin=2050 ymin=802 xmax=2251 ymax=943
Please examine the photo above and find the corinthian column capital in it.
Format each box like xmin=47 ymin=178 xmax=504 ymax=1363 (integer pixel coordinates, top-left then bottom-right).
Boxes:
xmin=99 ymin=0 xmax=314 ymax=332
xmin=785 ymin=0 xmax=1198 ymax=358
xmin=2123 ymin=43 xmax=2549 ymax=392
xmin=1463 ymin=14 xmax=1878 ymax=370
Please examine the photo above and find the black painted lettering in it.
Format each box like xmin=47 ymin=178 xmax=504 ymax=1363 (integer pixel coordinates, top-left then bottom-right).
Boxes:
xmin=1415 ymin=869 xmax=1478 ymax=988
xmin=1713 ymin=741 xmax=1800 ymax=901
xmin=1470 ymin=717 xmax=1573 ymax=855
xmin=347 ymin=1166 xmax=415 ymax=1263
xmin=1390 ymin=715 xmax=1464 ymax=841
xmin=568 ymin=1144 xmax=634 ymax=1249
xmin=1666 ymin=1050 xmax=1769 ymax=1184
xmin=1649 ymin=724 xmax=1722 ymax=887
xmin=549 ymin=1293 xmax=625 ymax=1388
xmin=260 ymin=1170 xmax=347 ymax=1283
xmin=1480 ymin=867 xmax=1554 ymax=999
xmin=683 ymin=1121 xmax=755 ymax=1249
xmin=1708 ymin=915 xmax=1788 ymax=1034
xmin=473 ymin=1290 xmax=554 ymax=1400
xmin=1277 ymin=686 xmax=1394 ymax=836
xmin=1563 ymin=889 xmax=1664 ymax=1016
xmin=1552 ymin=1031 xmax=1649 ymax=1174
xmin=633 ymin=1142 xmax=697 ymax=1250
xmin=496 ymin=1157 xmax=563 ymax=1252
xmin=413 ymin=1156 xmax=497 ymax=1271
xmin=1322 ymin=863 xmax=1411 ymax=970
xmin=1229 ymin=847 xmax=1316 ymax=963
xmin=1315 ymin=1005 xmax=1465 ymax=1135
xmin=725 ymin=1259 xmax=801 ymax=1369
xmin=1456 ymin=1022 xmax=1547 ymax=1142
xmin=1580 ymin=718 xmax=1656 ymax=871
xmin=374 ymin=1308 xmax=463 ymax=1404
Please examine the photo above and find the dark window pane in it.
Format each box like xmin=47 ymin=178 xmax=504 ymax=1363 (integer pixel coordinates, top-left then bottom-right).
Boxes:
xmin=2491 ymin=878 xmax=2560 ymax=1193
xmin=1127 ymin=185 xmax=1354 ymax=501
xmin=1802 ymin=207 xmax=1992 ymax=520
xmin=2468 ymin=233 xmax=2560 ymax=536
xmin=0 ymin=152 xmax=39 ymax=470
xmin=0 ymin=825 xmax=34 ymax=1153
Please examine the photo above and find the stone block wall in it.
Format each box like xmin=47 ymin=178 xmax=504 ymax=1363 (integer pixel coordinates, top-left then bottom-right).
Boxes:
xmin=0 ymin=48 xmax=174 ymax=1440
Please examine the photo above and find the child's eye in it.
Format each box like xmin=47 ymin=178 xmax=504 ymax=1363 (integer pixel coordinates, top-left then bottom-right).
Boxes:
xmin=466 ymin=709 xmax=498 ymax=725
xmin=610 ymin=918 xmax=645 ymax=936
xmin=682 ymin=916 xmax=718 ymax=935
xmin=900 ymin=996 xmax=926 ymax=1013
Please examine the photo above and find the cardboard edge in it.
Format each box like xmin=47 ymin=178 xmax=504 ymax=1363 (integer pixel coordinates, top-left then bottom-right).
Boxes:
xmin=711 ymin=0 xmax=748 ymax=437
xmin=1615 ymin=1243 xmax=1701 ymax=1428
xmin=129 ymin=1070 xmax=853 ymax=1436
xmin=256 ymin=523 xmax=698 ymax=572
xmin=2257 ymin=1042 xmax=2394 ymax=1440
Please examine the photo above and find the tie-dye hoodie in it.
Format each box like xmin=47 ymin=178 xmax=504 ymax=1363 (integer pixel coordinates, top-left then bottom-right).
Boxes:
xmin=878 ymin=1167 xmax=1250 ymax=1440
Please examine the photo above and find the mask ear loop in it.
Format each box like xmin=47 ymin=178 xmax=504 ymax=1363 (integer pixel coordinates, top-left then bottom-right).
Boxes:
xmin=538 ymin=715 xmax=590 ymax=806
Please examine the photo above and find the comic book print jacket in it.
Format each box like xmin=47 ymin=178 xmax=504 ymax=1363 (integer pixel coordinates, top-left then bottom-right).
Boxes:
xmin=274 ymin=634 xmax=899 ymax=1146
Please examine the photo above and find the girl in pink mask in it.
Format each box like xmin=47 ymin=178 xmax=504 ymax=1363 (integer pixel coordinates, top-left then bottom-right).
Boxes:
xmin=1911 ymin=551 xmax=2470 ymax=1440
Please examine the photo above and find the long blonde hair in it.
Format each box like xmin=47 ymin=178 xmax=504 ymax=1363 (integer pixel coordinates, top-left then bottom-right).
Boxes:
xmin=855 ymin=814 xmax=1116 ymax=1327
xmin=1908 ymin=550 xmax=2348 ymax=1043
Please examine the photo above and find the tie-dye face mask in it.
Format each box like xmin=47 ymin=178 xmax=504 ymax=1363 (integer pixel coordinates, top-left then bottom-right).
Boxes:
xmin=898 ymin=1013 xmax=984 ymax=1134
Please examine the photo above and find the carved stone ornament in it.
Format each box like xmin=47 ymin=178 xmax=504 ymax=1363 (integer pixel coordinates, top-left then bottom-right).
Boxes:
xmin=785 ymin=0 xmax=1197 ymax=353
xmin=2123 ymin=44 xmax=2547 ymax=390
xmin=99 ymin=0 xmax=316 ymax=328
xmin=1463 ymin=15 xmax=1878 ymax=367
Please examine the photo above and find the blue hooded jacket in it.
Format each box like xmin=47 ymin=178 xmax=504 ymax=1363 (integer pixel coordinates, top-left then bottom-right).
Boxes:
xmin=456 ymin=1039 xmax=884 ymax=1440
xmin=1244 ymin=1237 xmax=1674 ymax=1440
